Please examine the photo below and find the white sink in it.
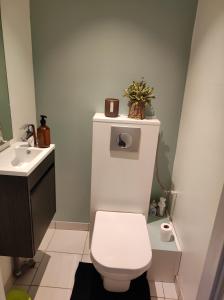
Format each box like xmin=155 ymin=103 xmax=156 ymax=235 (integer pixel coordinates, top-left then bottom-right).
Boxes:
xmin=12 ymin=146 xmax=44 ymax=166
xmin=0 ymin=142 xmax=55 ymax=176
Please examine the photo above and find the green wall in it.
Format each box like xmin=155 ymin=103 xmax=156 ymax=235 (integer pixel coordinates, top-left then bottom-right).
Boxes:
xmin=30 ymin=0 xmax=197 ymax=222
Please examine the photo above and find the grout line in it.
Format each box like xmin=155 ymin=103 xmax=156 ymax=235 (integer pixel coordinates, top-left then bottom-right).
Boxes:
xmin=161 ymin=281 xmax=166 ymax=298
xmin=82 ymin=232 xmax=89 ymax=258
xmin=45 ymin=228 xmax=56 ymax=251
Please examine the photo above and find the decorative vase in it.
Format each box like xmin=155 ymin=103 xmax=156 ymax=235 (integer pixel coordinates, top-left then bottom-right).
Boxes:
xmin=128 ymin=102 xmax=145 ymax=120
xmin=146 ymin=101 xmax=155 ymax=117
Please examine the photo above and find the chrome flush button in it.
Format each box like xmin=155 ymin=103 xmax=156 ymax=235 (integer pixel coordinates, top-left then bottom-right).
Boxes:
xmin=110 ymin=126 xmax=141 ymax=152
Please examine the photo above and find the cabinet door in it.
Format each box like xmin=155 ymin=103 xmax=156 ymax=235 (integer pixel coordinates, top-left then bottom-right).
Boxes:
xmin=0 ymin=176 xmax=32 ymax=257
xmin=30 ymin=165 xmax=56 ymax=252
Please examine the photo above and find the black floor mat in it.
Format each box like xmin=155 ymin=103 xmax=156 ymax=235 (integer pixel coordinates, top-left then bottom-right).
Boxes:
xmin=70 ymin=262 xmax=151 ymax=300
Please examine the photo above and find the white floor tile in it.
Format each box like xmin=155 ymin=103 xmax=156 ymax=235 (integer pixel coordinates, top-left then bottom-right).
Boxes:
xmin=47 ymin=229 xmax=87 ymax=254
xmin=81 ymin=254 xmax=92 ymax=263
xmin=29 ymin=286 xmax=72 ymax=300
xmin=149 ymin=281 xmax=164 ymax=298
xmin=83 ymin=232 xmax=90 ymax=254
xmin=163 ymin=282 xmax=178 ymax=299
xmin=32 ymin=251 xmax=81 ymax=288
xmin=15 ymin=267 xmax=37 ymax=285
xmin=38 ymin=229 xmax=55 ymax=251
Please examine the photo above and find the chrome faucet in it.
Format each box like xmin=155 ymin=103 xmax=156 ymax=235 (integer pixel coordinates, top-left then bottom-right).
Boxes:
xmin=23 ymin=124 xmax=37 ymax=147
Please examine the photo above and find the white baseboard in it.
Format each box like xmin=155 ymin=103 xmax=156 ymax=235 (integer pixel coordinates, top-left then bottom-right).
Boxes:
xmin=53 ymin=221 xmax=89 ymax=231
xmin=49 ymin=221 xmax=56 ymax=229
xmin=175 ymin=275 xmax=184 ymax=300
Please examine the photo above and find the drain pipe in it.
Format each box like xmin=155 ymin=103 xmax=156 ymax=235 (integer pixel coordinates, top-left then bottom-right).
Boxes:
xmin=0 ymin=267 xmax=6 ymax=300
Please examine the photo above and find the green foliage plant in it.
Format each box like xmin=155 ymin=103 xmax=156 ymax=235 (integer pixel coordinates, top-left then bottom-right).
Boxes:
xmin=123 ymin=79 xmax=156 ymax=119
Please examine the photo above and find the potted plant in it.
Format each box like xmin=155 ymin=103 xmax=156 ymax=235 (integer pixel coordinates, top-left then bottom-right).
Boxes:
xmin=123 ymin=79 xmax=156 ymax=119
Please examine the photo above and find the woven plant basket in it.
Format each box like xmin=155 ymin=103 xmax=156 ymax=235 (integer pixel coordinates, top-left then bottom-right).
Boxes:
xmin=128 ymin=102 xmax=145 ymax=120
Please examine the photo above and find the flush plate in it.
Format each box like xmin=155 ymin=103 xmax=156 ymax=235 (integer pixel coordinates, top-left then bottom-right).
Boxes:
xmin=110 ymin=126 xmax=141 ymax=152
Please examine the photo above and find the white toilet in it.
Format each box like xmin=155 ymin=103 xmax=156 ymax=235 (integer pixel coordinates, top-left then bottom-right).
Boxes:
xmin=90 ymin=113 xmax=160 ymax=292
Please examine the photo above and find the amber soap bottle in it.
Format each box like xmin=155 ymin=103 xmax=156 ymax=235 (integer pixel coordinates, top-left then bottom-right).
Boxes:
xmin=37 ymin=115 xmax=51 ymax=148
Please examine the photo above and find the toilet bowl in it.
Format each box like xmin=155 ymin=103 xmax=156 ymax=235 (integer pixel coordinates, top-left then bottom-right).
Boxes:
xmin=90 ymin=211 xmax=152 ymax=292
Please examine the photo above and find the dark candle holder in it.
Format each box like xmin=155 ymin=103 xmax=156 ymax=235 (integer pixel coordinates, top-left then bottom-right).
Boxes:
xmin=105 ymin=98 xmax=119 ymax=118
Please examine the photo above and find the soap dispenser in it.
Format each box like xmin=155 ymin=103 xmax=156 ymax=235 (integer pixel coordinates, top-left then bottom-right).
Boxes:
xmin=37 ymin=115 xmax=51 ymax=148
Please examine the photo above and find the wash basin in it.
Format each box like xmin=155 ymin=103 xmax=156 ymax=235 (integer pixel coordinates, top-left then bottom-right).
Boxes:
xmin=0 ymin=142 xmax=55 ymax=176
xmin=12 ymin=146 xmax=44 ymax=166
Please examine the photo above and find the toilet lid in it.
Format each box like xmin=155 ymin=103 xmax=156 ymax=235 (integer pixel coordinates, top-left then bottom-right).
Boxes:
xmin=91 ymin=211 xmax=152 ymax=272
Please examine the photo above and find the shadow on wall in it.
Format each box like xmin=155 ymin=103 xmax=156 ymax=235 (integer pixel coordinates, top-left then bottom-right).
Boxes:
xmin=151 ymin=131 xmax=172 ymax=201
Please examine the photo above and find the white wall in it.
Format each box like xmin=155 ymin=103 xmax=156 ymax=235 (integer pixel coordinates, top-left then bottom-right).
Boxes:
xmin=196 ymin=186 xmax=224 ymax=299
xmin=0 ymin=269 xmax=6 ymax=300
xmin=0 ymin=0 xmax=36 ymax=291
xmin=0 ymin=257 xmax=11 ymax=287
xmin=172 ymin=0 xmax=224 ymax=299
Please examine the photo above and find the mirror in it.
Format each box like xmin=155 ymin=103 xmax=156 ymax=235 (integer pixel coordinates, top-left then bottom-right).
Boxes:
xmin=0 ymin=12 xmax=13 ymax=142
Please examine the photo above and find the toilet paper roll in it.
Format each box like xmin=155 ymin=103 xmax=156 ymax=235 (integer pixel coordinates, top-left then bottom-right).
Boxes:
xmin=160 ymin=223 xmax=173 ymax=242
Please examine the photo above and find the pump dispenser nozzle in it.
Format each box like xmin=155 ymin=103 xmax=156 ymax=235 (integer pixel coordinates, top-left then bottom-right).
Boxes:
xmin=40 ymin=115 xmax=47 ymax=126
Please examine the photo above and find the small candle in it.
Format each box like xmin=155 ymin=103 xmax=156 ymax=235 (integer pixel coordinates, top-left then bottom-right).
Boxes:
xmin=105 ymin=98 xmax=119 ymax=117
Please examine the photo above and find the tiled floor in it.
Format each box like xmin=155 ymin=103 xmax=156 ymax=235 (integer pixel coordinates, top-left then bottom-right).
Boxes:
xmin=13 ymin=228 xmax=179 ymax=299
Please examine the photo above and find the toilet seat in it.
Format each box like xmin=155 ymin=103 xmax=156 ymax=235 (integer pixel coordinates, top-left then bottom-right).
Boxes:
xmin=91 ymin=211 xmax=152 ymax=277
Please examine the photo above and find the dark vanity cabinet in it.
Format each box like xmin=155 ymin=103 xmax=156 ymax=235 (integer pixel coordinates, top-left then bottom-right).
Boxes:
xmin=0 ymin=151 xmax=56 ymax=258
